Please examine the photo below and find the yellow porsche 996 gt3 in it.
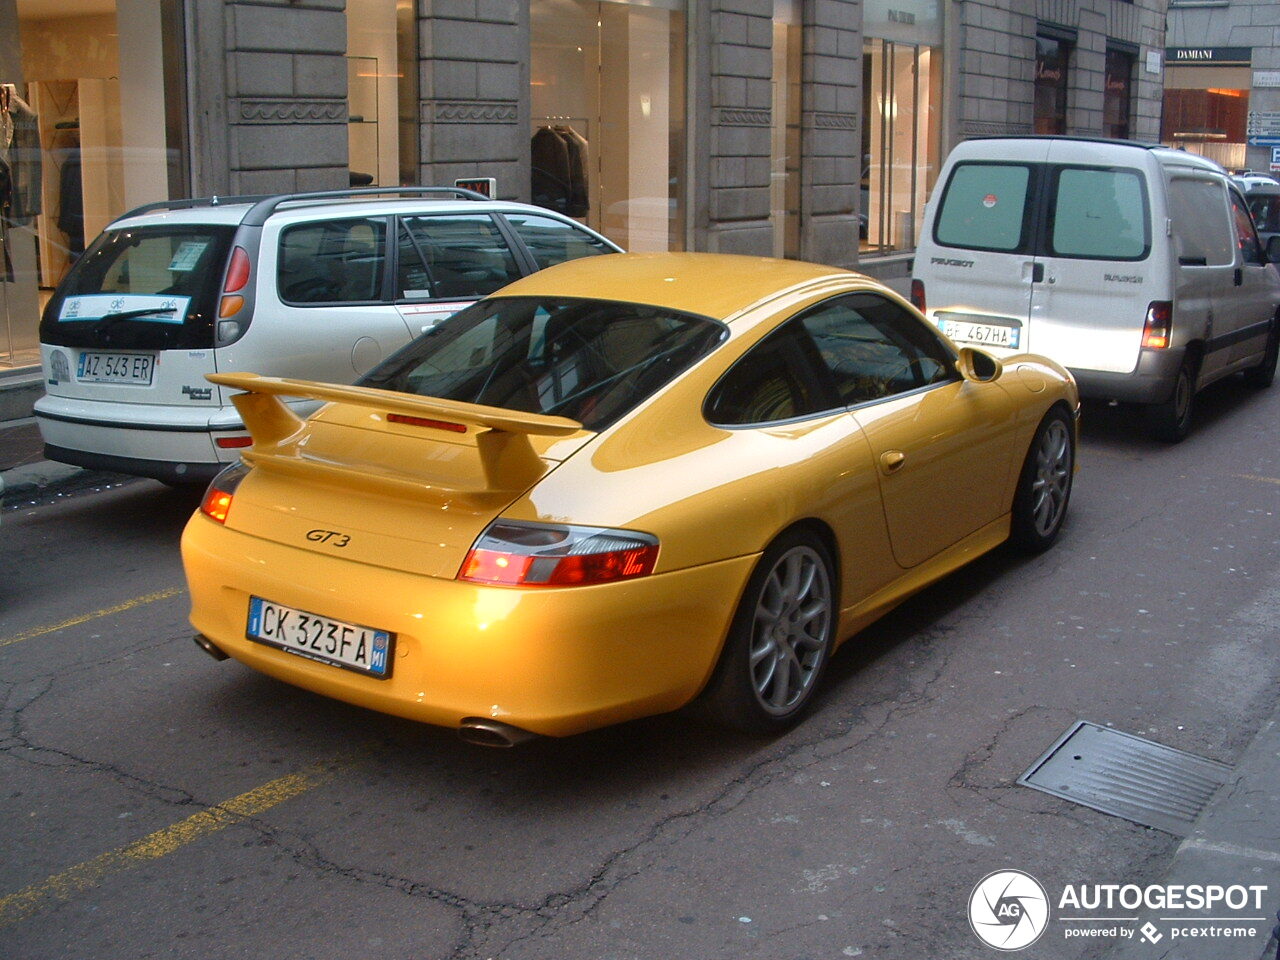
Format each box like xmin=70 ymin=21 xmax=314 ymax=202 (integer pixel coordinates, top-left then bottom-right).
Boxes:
xmin=181 ymin=253 xmax=1078 ymax=745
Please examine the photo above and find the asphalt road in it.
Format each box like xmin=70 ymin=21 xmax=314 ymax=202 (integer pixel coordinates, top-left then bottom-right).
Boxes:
xmin=2 ymin=377 xmax=1279 ymax=960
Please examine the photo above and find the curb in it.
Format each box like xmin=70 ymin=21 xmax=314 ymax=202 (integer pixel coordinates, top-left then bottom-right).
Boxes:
xmin=0 ymin=461 xmax=132 ymax=504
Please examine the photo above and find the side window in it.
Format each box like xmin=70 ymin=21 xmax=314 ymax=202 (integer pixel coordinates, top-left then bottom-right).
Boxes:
xmin=278 ymin=218 xmax=387 ymax=304
xmin=1230 ymin=190 xmax=1265 ymax=265
xmin=1168 ymin=178 xmax=1234 ymax=267
xmin=1049 ymin=167 xmax=1149 ymax=260
xmin=502 ymin=213 xmax=617 ymax=270
xmin=705 ymin=321 xmax=840 ymax=426
xmin=1247 ymin=195 xmax=1280 ymax=233
xmin=799 ymin=293 xmax=956 ymax=406
xmin=396 ymin=215 xmax=522 ymax=301
xmin=934 ymin=162 xmax=1033 ymax=253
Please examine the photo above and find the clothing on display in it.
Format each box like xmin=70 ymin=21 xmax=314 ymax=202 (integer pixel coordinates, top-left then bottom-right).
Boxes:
xmin=530 ymin=124 xmax=589 ymax=218
xmin=2 ymin=83 xmax=43 ymax=283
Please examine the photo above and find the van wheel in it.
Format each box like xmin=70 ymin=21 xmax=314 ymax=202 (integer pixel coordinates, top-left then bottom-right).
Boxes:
xmin=700 ymin=530 xmax=836 ymax=734
xmin=1146 ymin=357 xmax=1196 ymax=443
xmin=1243 ymin=321 xmax=1279 ymax=389
xmin=1009 ymin=406 xmax=1074 ymax=553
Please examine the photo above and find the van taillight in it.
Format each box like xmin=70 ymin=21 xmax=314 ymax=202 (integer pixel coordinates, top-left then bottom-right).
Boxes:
xmin=224 ymin=247 xmax=251 ymax=293
xmin=1142 ymin=301 xmax=1172 ymax=349
xmin=910 ymin=279 xmax=926 ymax=312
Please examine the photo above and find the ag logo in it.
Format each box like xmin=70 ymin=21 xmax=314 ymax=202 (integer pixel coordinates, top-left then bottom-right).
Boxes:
xmin=968 ymin=870 xmax=1049 ymax=951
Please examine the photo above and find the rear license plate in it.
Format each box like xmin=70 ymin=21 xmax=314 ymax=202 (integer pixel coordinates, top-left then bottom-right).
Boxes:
xmin=939 ymin=318 xmax=1021 ymax=350
xmin=76 ymin=352 xmax=155 ymax=385
xmin=246 ymin=597 xmax=394 ymax=679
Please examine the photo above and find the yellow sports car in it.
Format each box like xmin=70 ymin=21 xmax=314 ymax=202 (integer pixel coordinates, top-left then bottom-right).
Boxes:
xmin=181 ymin=253 xmax=1077 ymax=745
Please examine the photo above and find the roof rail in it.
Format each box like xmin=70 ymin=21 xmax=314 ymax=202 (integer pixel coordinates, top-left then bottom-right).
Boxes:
xmin=241 ymin=186 xmax=491 ymax=227
xmin=115 ymin=185 xmax=491 ymax=228
xmin=117 ymin=193 xmax=275 ymax=221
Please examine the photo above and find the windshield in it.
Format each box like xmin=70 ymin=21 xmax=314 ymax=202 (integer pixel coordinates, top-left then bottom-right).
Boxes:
xmin=361 ymin=296 xmax=727 ymax=431
xmin=41 ymin=225 xmax=236 ymax=350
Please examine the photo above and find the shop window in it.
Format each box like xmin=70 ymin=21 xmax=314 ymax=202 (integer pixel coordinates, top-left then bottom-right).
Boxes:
xmin=1035 ymin=35 xmax=1071 ymax=135
xmin=529 ymin=0 xmax=687 ymax=253
xmin=1104 ymin=48 xmax=1135 ymax=140
xmin=346 ymin=0 xmax=419 ymax=187
xmin=861 ymin=39 xmax=942 ymax=255
xmin=770 ymin=1 xmax=802 ymax=260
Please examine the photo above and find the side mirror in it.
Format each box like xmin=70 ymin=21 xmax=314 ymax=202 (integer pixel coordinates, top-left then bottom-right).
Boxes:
xmin=957 ymin=346 xmax=1003 ymax=383
xmin=1267 ymin=235 xmax=1280 ymax=264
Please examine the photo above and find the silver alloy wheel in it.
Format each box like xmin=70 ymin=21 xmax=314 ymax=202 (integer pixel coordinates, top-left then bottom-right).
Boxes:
xmin=748 ymin=545 xmax=832 ymax=716
xmin=1031 ymin=418 xmax=1072 ymax=537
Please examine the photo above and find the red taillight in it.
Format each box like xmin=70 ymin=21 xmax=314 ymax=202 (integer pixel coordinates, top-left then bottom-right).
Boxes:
xmin=910 ymin=279 xmax=926 ymax=312
xmin=224 ymin=247 xmax=251 ymax=293
xmin=459 ymin=521 xmax=659 ymax=587
xmin=200 ymin=463 xmax=251 ymax=524
xmin=387 ymin=413 xmax=467 ymax=433
xmin=215 ymin=436 xmax=253 ymax=449
xmin=1142 ymin=300 xmax=1172 ymax=349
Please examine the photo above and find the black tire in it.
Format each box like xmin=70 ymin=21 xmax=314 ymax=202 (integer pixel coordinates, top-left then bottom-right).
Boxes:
xmin=700 ymin=529 xmax=837 ymax=734
xmin=1009 ymin=406 xmax=1075 ymax=554
xmin=1243 ymin=321 xmax=1279 ymax=390
xmin=1146 ymin=356 xmax=1196 ymax=443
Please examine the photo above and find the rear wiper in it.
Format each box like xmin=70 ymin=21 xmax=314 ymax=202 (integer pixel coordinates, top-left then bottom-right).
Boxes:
xmin=93 ymin=307 xmax=178 ymax=326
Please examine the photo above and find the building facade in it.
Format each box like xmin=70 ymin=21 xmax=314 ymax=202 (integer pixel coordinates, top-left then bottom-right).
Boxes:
xmin=1164 ymin=0 xmax=1280 ymax=173
xmin=0 ymin=0 xmax=1168 ymax=370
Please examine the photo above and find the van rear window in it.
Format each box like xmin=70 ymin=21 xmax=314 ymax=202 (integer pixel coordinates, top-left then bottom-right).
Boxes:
xmin=41 ymin=225 xmax=234 ymax=350
xmin=934 ymin=163 xmax=1032 ymax=253
xmin=1049 ymin=167 xmax=1149 ymax=260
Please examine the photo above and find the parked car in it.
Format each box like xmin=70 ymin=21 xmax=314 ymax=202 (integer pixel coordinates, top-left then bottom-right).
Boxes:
xmin=182 ymin=252 xmax=1078 ymax=744
xmin=1232 ymin=172 xmax=1280 ymax=193
xmin=1243 ymin=179 xmax=1280 ymax=252
xmin=912 ymin=137 xmax=1280 ymax=441
xmin=35 ymin=187 xmax=621 ymax=484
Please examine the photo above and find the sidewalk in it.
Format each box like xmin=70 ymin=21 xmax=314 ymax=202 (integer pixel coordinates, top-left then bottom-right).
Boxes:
xmin=0 ymin=367 xmax=90 ymax=500
xmin=1103 ymin=706 xmax=1280 ymax=960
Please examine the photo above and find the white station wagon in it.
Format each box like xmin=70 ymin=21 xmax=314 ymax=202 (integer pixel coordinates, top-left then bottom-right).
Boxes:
xmin=36 ymin=187 xmax=620 ymax=483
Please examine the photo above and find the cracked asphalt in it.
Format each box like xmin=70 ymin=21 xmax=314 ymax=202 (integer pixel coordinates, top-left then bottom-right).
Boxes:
xmin=2 ymin=375 xmax=1278 ymax=960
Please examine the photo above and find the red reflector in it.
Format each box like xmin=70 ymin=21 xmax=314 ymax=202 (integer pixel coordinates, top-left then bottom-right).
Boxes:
xmin=224 ymin=247 xmax=251 ymax=293
xmin=215 ymin=436 xmax=253 ymax=449
xmin=201 ymin=489 xmax=233 ymax=524
xmin=387 ymin=413 xmax=467 ymax=433
xmin=545 ymin=546 xmax=658 ymax=585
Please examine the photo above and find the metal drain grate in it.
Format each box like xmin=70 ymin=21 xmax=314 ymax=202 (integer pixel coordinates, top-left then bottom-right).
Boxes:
xmin=1018 ymin=721 xmax=1232 ymax=835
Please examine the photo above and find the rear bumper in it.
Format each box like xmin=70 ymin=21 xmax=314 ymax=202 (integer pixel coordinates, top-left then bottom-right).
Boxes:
xmin=43 ymin=444 xmax=225 ymax=484
xmin=1069 ymin=347 xmax=1185 ymax=405
xmin=181 ymin=513 xmax=757 ymax=737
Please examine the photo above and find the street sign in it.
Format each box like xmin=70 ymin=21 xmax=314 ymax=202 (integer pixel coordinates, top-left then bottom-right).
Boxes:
xmin=1247 ymin=111 xmax=1280 ymax=137
xmin=1248 ymin=137 xmax=1280 ymax=147
xmin=1272 ymin=147 xmax=1280 ymax=173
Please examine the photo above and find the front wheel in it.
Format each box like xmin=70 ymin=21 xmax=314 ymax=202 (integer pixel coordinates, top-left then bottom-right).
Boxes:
xmin=700 ymin=530 xmax=836 ymax=734
xmin=1009 ymin=406 xmax=1075 ymax=553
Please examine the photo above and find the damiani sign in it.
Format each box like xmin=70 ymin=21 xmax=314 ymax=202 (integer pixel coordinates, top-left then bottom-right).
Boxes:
xmin=1165 ymin=46 xmax=1251 ymax=65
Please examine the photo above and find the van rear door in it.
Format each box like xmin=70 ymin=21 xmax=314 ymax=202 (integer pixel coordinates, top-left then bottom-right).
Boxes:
xmin=1029 ymin=141 xmax=1156 ymax=375
xmin=921 ymin=141 xmax=1050 ymax=355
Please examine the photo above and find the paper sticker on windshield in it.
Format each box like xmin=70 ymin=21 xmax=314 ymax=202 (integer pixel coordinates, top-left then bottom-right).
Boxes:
xmin=58 ymin=294 xmax=190 ymax=324
xmin=982 ymin=194 xmax=998 ymax=208
xmin=167 ymin=241 xmax=210 ymax=272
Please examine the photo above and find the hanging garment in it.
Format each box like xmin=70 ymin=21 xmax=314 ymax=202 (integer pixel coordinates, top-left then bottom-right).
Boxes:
xmin=57 ymin=149 xmax=84 ymax=256
xmin=6 ymin=90 xmax=42 ymax=221
xmin=555 ymin=125 xmax=589 ymax=218
xmin=0 ymin=158 xmax=12 ymax=281
xmin=531 ymin=126 xmax=572 ymax=214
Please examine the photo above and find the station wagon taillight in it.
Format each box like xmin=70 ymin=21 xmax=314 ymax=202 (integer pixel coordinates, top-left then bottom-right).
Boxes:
xmin=218 ymin=247 xmax=251 ymax=327
xmin=1142 ymin=301 xmax=1173 ymax=349
xmin=459 ymin=520 xmax=659 ymax=587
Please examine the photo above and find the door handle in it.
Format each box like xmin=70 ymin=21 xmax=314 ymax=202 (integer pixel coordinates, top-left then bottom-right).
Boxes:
xmin=1234 ymin=268 xmax=1244 ymax=287
xmin=1031 ymin=263 xmax=1044 ymax=284
xmin=880 ymin=450 xmax=907 ymax=475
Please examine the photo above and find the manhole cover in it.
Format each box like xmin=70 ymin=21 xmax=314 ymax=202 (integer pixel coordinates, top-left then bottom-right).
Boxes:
xmin=1018 ymin=721 xmax=1232 ymax=835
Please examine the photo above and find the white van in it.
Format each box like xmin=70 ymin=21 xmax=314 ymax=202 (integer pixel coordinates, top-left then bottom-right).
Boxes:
xmin=911 ymin=137 xmax=1280 ymax=440
xmin=36 ymin=187 xmax=620 ymax=483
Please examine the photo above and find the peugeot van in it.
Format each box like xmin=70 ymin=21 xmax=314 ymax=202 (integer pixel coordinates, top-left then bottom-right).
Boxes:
xmin=36 ymin=187 xmax=621 ymax=482
xmin=912 ymin=138 xmax=1280 ymax=440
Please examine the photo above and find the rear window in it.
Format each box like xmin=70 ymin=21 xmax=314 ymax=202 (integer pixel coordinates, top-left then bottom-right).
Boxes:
xmin=1048 ymin=167 xmax=1149 ymax=260
xmin=41 ymin=225 xmax=234 ymax=350
xmin=361 ymin=296 xmax=726 ymax=431
xmin=934 ymin=163 xmax=1033 ymax=253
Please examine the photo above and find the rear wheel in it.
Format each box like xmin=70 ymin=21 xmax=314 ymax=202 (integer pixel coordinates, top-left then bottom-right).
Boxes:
xmin=1009 ymin=406 xmax=1074 ymax=553
xmin=701 ymin=529 xmax=836 ymax=734
xmin=1146 ymin=356 xmax=1196 ymax=443
xmin=1243 ymin=321 xmax=1279 ymax=390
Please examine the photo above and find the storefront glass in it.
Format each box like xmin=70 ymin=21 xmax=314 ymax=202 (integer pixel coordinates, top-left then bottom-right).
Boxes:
xmin=529 ymin=0 xmax=687 ymax=253
xmin=1035 ymin=35 xmax=1070 ymax=135
xmin=1104 ymin=48 xmax=1134 ymax=140
xmin=1 ymin=0 xmax=186 ymax=368
xmin=345 ymin=0 xmax=418 ymax=187
xmin=861 ymin=38 xmax=942 ymax=255
xmin=771 ymin=0 xmax=801 ymax=260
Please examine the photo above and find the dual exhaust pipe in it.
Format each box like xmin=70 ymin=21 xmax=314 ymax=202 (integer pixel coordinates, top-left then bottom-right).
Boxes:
xmin=193 ymin=635 xmax=538 ymax=748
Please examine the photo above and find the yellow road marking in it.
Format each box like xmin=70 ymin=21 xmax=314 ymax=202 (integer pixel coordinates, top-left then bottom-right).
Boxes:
xmin=0 ymin=587 xmax=185 ymax=649
xmin=0 ymin=756 xmax=353 ymax=927
xmin=1235 ymin=473 xmax=1280 ymax=486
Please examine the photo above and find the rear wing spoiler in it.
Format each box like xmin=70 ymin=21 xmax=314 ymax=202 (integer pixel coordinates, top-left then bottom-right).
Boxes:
xmin=207 ymin=373 xmax=582 ymax=493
